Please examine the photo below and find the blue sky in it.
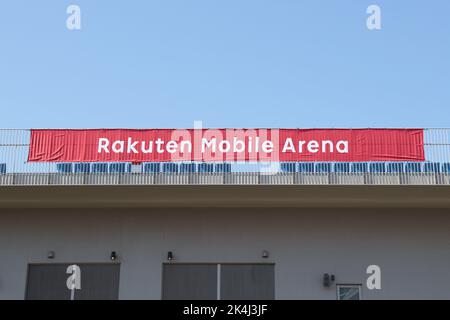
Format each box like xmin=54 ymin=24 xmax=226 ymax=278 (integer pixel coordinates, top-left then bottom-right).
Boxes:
xmin=0 ymin=1 xmax=449 ymax=129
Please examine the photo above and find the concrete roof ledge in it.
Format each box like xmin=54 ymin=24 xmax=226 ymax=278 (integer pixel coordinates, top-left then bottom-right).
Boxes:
xmin=1 ymin=185 xmax=450 ymax=209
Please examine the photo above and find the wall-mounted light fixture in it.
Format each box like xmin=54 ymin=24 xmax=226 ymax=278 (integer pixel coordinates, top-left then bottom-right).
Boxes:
xmin=47 ymin=251 xmax=55 ymax=259
xmin=167 ymin=251 xmax=173 ymax=261
xmin=323 ymin=273 xmax=335 ymax=287
xmin=262 ymin=250 xmax=269 ymax=258
xmin=110 ymin=251 xmax=117 ymax=261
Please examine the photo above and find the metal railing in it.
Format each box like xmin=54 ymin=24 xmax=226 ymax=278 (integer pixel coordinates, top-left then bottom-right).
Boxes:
xmin=1 ymin=129 xmax=450 ymax=186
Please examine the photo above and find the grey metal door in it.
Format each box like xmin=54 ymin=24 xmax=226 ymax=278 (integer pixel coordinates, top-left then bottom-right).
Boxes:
xmin=74 ymin=264 xmax=120 ymax=300
xmin=220 ymin=264 xmax=275 ymax=300
xmin=162 ymin=263 xmax=275 ymax=300
xmin=26 ymin=264 xmax=69 ymax=300
xmin=162 ymin=264 xmax=217 ymax=300
xmin=26 ymin=263 xmax=120 ymax=300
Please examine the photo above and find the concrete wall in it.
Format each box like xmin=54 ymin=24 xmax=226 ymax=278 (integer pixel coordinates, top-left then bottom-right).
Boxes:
xmin=1 ymin=208 xmax=449 ymax=300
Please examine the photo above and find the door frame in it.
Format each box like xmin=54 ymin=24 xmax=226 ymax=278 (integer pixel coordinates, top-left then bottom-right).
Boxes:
xmin=160 ymin=262 xmax=275 ymax=300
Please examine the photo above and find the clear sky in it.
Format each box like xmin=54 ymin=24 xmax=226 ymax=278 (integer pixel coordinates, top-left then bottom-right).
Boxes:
xmin=0 ymin=1 xmax=449 ymax=129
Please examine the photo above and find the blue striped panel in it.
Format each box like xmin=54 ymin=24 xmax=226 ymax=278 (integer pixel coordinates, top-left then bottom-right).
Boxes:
xmin=74 ymin=163 xmax=90 ymax=173
xmin=109 ymin=163 xmax=130 ymax=173
xmin=92 ymin=163 xmax=108 ymax=173
xmin=215 ymin=163 xmax=231 ymax=173
xmin=298 ymin=163 xmax=314 ymax=173
xmin=56 ymin=163 xmax=72 ymax=173
xmin=404 ymin=162 xmax=422 ymax=173
xmin=334 ymin=163 xmax=350 ymax=173
xmin=369 ymin=163 xmax=385 ymax=173
xmin=442 ymin=163 xmax=450 ymax=173
xmin=180 ymin=163 xmax=196 ymax=173
xmin=315 ymin=163 xmax=331 ymax=173
xmin=387 ymin=163 xmax=404 ymax=173
xmin=162 ymin=163 xmax=178 ymax=173
xmin=198 ymin=163 xmax=214 ymax=173
xmin=351 ymin=163 xmax=368 ymax=173
xmin=144 ymin=163 xmax=160 ymax=173
xmin=424 ymin=162 xmax=440 ymax=173
xmin=280 ymin=162 xmax=296 ymax=173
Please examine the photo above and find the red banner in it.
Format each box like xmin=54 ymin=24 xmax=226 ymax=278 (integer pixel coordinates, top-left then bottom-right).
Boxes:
xmin=27 ymin=129 xmax=425 ymax=162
